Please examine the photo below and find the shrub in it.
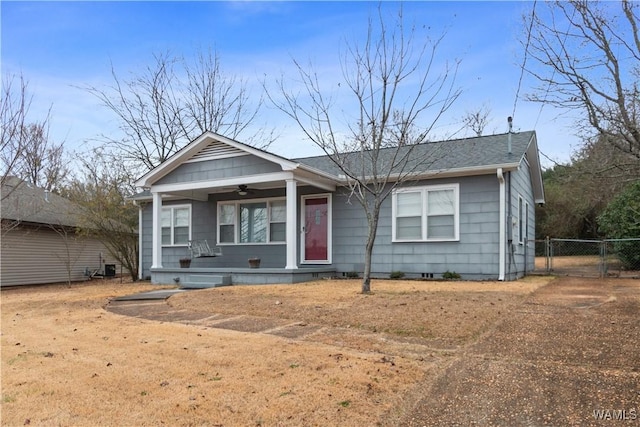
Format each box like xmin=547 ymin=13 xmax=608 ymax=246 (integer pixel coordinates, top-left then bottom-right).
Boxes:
xmin=389 ymin=271 xmax=405 ymax=279
xmin=598 ymin=181 xmax=640 ymax=269
xmin=442 ymin=270 xmax=461 ymax=280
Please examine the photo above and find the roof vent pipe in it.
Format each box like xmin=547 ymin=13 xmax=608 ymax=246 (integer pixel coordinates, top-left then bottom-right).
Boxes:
xmin=44 ymin=190 xmax=50 ymax=203
xmin=507 ymin=116 xmax=513 ymax=155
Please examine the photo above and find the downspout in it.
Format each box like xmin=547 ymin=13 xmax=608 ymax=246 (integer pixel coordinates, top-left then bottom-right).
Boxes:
xmin=138 ymin=203 xmax=143 ymax=280
xmin=507 ymin=171 xmax=513 ymax=278
xmin=497 ymin=168 xmax=506 ymax=281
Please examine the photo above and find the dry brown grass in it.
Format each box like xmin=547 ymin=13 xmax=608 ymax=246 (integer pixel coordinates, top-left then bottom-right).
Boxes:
xmin=535 ymin=255 xmax=600 ymax=269
xmin=1 ymin=276 xmax=552 ymax=426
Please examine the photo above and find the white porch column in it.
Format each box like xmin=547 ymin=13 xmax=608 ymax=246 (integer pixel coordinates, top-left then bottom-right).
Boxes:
xmin=285 ymin=179 xmax=298 ymax=269
xmin=151 ymin=191 xmax=163 ymax=269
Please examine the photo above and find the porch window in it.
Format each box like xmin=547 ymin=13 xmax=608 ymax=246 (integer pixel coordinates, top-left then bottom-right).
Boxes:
xmin=161 ymin=205 xmax=191 ymax=246
xmin=269 ymin=200 xmax=286 ymax=242
xmin=219 ymin=204 xmax=235 ymax=243
xmin=392 ymin=184 xmax=459 ymax=242
xmin=240 ymin=202 xmax=267 ymax=243
xmin=218 ymin=198 xmax=286 ymax=244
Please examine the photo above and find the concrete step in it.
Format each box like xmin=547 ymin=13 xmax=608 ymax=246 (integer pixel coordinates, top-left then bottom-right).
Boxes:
xmin=181 ymin=274 xmax=232 ymax=289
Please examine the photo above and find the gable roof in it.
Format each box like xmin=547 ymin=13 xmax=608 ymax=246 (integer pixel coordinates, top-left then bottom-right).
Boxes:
xmin=134 ymin=132 xmax=337 ymax=189
xmin=1 ymin=177 xmax=85 ymax=227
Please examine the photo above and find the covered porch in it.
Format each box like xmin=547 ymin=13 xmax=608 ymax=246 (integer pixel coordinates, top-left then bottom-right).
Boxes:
xmin=134 ymin=132 xmax=340 ymax=285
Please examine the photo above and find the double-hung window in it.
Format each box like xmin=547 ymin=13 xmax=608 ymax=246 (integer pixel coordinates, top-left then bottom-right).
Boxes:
xmin=518 ymin=196 xmax=529 ymax=245
xmin=161 ymin=205 xmax=191 ymax=246
xmin=393 ymin=184 xmax=459 ymax=242
xmin=218 ymin=199 xmax=286 ymax=244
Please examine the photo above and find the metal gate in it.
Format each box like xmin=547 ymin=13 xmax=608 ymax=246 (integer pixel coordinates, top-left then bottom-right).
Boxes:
xmin=534 ymin=238 xmax=640 ymax=278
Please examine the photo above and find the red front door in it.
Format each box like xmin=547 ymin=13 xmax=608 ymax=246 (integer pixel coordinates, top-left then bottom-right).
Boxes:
xmin=303 ymin=196 xmax=329 ymax=262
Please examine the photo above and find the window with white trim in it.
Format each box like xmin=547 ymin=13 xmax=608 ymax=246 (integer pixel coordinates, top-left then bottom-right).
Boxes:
xmin=161 ymin=205 xmax=191 ymax=246
xmin=269 ymin=200 xmax=286 ymax=242
xmin=393 ymin=184 xmax=459 ymax=242
xmin=518 ymin=196 xmax=530 ymax=245
xmin=518 ymin=196 xmax=524 ymax=244
xmin=218 ymin=198 xmax=286 ymax=244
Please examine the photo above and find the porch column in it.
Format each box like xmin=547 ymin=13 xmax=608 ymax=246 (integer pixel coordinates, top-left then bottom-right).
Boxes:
xmin=151 ymin=191 xmax=163 ymax=269
xmin=285 ymin=179 xmax=298 ymax=269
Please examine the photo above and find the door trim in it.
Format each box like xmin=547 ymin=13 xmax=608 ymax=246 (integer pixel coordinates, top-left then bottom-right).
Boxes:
xmin=300 ymin=193 xmax=332 ymax=264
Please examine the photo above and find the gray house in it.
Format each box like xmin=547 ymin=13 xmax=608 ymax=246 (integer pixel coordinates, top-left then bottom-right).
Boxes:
xmin=1 ymin=178 xmax=122 ymax=286
xmin=133 ymin=131 xmax=544 ymax=286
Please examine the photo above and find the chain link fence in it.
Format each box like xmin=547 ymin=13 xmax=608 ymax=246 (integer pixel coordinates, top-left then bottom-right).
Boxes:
xmin=534 ymin=238 xmax=640 ymax=278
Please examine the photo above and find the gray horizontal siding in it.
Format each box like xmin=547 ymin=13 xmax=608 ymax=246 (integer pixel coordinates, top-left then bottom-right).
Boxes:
xmin=1 ymin=226 xmax=123 ymax=286
xmin=155 ymin=155 xmax=282 ymax=185
xmin=141 ymin=175 xmax=509 ymax=280
xmin=506 ymin=162 xmax=536 ymax=277
xmin=332 ymin=175 xmax=501 ymax=279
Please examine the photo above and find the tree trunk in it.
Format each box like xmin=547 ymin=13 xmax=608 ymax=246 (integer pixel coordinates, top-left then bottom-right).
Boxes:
xmin=361 ymin=208 xmax=380 ymax=294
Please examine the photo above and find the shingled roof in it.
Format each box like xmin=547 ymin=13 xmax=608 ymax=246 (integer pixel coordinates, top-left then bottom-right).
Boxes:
xmin=1 ymin=177 xmax=84 ymax=228
xmin=131 ymin=130 xmax=544 ymax=204
xmin=294 ymin=131 xmax=537 ymax=177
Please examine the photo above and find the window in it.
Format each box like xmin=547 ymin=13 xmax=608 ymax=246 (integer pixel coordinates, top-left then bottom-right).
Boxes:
xmin=269 ymin=200 xmax=286 ymax=242
xmin=218 ymin=199 xmax=286 ymax=244
xmin=518 ymin=196 xmax=524 ymax=244
xmin=518 ymin=197 xmax=529 ymax=245
xmin=240 ymin=202 xmax=267 ymax=243
xmin=393 ymin=184 xmax=459 ymax=242
xmin=395 ymin=192 xmax=422 ymax=240
xmin=161 ymin=205 xmax=191 ymax=246
xmin=219 ymin=204 xmax=235 ymax=243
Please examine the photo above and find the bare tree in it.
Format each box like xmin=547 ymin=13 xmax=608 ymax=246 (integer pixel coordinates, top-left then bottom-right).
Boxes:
xmin=50 ymin=224 xmax=87 ymax=286
xmin=1 ymin=74 xmax=31 ymax=195
xmin=270 ymin=6 xmax=460 ymax=293
xmin=183 ymin=49 xmax=274 ymax=149
xmin=525 ymin=0 xmax=640 ymax=159
xmin=1 ymin=73 xmax=67 ymax=198
xmin=19 ymin=122 xmax=68 ymax=192
xmin=64 ymin=148 xmax=139 ymax=281
xmin=85 ymin=49 xmax=275 ymax=176
xmin=461 ymin=104 xmax=492 ymax=137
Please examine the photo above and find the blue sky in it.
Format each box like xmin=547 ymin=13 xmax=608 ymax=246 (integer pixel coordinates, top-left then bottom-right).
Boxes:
xmin=2 ymin=1 xmax=579 ymax=166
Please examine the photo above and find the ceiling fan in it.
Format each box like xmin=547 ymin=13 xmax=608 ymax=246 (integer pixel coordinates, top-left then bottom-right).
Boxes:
xmin=236 ymin=184 xmax=253 ymax=196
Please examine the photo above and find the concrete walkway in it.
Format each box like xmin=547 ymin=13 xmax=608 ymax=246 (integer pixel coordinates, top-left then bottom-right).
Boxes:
xmin=111 ymin=288 xmax=190 ymax=301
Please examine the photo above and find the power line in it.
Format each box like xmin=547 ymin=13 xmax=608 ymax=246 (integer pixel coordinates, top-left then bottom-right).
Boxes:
xmin=534 ymin=4 xmax=577 ymax=130
xmin=539 ymin=149 xmax=565 ymax=168
xmin=512 ymin=0 xmax=537 ymax=120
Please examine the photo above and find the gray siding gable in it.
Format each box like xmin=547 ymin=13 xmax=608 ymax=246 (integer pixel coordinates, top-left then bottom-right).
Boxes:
xmin=155 ymin=154 xmax=283 ymax=186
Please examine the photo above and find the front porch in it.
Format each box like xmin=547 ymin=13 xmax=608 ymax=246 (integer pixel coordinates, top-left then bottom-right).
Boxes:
xmin=134 ymin=133 xmax=341 ymax=284
xmin=151 ymin=266 xmax=337 ymax=287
